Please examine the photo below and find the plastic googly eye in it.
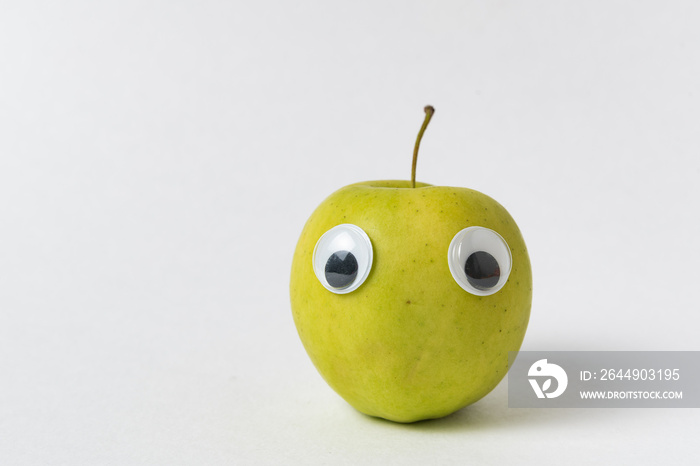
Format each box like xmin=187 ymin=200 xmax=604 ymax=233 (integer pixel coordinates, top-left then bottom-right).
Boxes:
xmin=448 ymin=226 xmax=512 ymax=296
xmin=313 ymin=224 xmax=373 ymax=294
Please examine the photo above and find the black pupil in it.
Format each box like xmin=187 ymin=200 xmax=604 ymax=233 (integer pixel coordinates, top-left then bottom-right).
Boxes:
xmin=325 ymin=251 xmax=358 ymax=289
xmin=465 ymin=251 xmax=500 ymax=290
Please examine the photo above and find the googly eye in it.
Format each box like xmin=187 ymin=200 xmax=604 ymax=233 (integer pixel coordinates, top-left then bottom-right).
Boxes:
xmin=313 ymin=224 xmax=373 ymax=294
xmin=448 ymin=226 xmax=512 ymax=296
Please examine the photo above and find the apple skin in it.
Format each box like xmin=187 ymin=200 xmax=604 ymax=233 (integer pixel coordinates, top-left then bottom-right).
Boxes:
xmin=290 ymin=180 xmax=532 ymax=423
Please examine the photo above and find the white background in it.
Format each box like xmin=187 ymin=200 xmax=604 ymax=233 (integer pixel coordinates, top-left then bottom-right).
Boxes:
xmin=1 ymin=1 xmax=699 ymax=464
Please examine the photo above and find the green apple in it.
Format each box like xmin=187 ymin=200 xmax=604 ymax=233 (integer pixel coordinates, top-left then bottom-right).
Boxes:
xmin=290 ymin=107 xmax=532 ymax=423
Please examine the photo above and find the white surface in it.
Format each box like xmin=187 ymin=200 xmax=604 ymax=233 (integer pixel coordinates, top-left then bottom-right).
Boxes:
xmin=1 ymin=1 xmax=699 ymax=464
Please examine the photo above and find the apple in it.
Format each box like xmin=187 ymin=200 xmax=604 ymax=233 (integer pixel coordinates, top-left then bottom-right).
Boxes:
xmin=290 ymin=106 xmax=532 ymax=423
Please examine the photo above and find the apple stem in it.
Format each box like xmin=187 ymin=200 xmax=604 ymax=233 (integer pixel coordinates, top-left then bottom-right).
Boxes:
xmin=411 ymin=105 xmax=435 ymax=188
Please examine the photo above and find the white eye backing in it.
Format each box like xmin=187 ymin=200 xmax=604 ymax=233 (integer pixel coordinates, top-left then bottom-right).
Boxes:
xmin=448 ymin=226 xmax=512 ymax=296
xmin=313 ymin=224 xmax=373 ymax=294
